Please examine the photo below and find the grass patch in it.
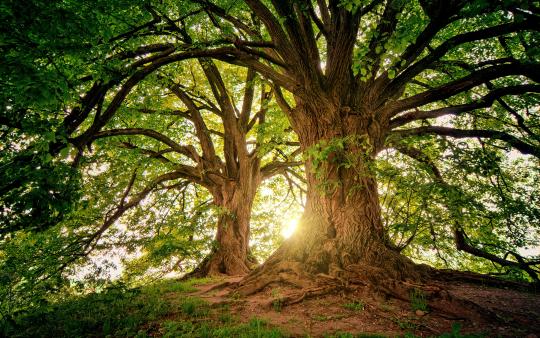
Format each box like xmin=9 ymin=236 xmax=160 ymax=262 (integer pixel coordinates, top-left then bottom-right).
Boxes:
xmin=142 ymin=277 xmax=216 ymax=294
xmin=271 ymin=288 xmax=283 ymax=312
xmin=162 ymin=317 xmax=286 ymax=337
xmin=0 ymin=283 xmax=170 ymax=337
xmin=343 ymin=300 xmax=365 ymax=311
xmin=0 ymin=277 xmax=216 ymax=337
xmin=180 ymin=297 xmax=210 ymax=317
xmin=0 ymin=275 xmax=288 ymax=337
xmin=323 ymin=333 xmax=388 ymax=338
xmin=409 ymin=288 xmax=428 ymax=312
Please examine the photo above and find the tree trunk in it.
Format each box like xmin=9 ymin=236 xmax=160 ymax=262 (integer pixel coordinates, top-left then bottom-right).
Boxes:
xmin=187 ymin=164 xmax=261 ymax=277
xmin=239 ymin=96 xmax=426 ymax=293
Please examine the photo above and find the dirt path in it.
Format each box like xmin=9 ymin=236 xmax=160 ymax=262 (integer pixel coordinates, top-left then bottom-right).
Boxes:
xmin=187 ymin=277 xmax=540 ymax=337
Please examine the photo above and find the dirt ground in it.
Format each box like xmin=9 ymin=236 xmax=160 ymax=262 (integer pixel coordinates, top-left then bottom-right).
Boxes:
xmin=188 ymin=276 xmax=540 ymax=337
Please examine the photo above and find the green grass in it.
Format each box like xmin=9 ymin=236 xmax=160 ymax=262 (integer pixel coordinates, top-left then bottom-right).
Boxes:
xmin=324 ymin=324 xmax=485 ymax=338
xmin=162 ymin=317 xmax=286 ymax=338
xmin=1 ymin=284 xmax=169 ymax=337
xmin=324 ymin=333 xmax=387 ymax=338
xmin=271 ymin=288 xmax=283 ymax=312
xmin=180 ymin=297 xmax=210 ymax=317
xmin=343 ymin=300 xmax=365 ymax=311
xmin=0 ymin=277 xmax=484 ymax=338
xmin=409 ymin=288 xmax=428 ymax=312
xmin=0 ymin=277 xmax=231 ymax=338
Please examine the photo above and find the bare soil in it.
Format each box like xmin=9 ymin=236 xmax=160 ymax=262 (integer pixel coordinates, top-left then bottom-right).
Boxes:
xmin=188 ymin=276 xmax=540 ymax=337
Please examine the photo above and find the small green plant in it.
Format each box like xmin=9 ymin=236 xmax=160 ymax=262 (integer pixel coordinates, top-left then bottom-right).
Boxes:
xmin=343 ymin=300 xmax=365 ymax=311
xmin=313 ymin=314 xmax=330 ymax=321
xmin=410 ymin=288 xmax=428 ymax=312
xmin=271 ymin=288 xmax=282 ymax=312
xmin=323 ymin=332 xmax=386 ymax=338
xmin=327 ymin=332 xmax=354 ymax=338
xmin=218 ymin=304 xmax=234 ymax=324
xmin=219 ymin=311 xmax=234 ymax=324
xmin=180 ymin=297 xmax=209 ymax=317
xmin=211 ymin=317 xmax=285 ymax=337
xmin=229 ymin=290 xmax=242 ymax=300
xmin=438 ymin=323 xmax=486 ymax=338
xmin=394 ymin=317 xmax=418 ymax=330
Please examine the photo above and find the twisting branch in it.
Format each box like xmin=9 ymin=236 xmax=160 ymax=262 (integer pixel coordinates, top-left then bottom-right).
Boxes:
xmin=393 ymin=144 xmax=539 ymax=280
xmin=244 ymin=0 xmax=296 ymax=66
xmin=167 ymin=82 xmax=219 ymax=167
xmin=80 ymin=172 xmax=189 ymax=259
xmin=240 ymin=68 xmax=257 ymax=130
xmin=90 ymin=128 xmax=202 ymax=162
xmin=117 ymin=141 xmax=175 ymax=165
xmin=261 ymin=160 xmax=303 ymax=180
xmin=72 ymin=46 xmax=256 ymax=147
xmin=389 ymin=84 xmax=540 ymax=128
xmin=383 ymin=18 xmax=540 ymax=99
xmin=385 ymin=63 xmax=540 ymax=116
xmin=192 ymin=0 xmax=260 ymax=38
xmin=391 ymin=126 xmax=540 ymax=158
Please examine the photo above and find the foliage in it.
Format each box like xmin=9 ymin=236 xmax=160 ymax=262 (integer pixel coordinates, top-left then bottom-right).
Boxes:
xmin=162 ymin=317 xmax=285 ymax=338
xmin=0 ymin=278 xmax=213 ymax=337
xmin=437 ymin=323 xmax=485 ymax=338
xmin=377 ymin=139 xmax=540 ymax=280
xmin=1 ymin=0 xmax=540 ymax=327
xmin=343 ymin=300 xmax=365 ymax=311
xmin=409 ymin=289 xmax=428 ymax=312
xmin=0 ymin=0 xmax=149 ymax=234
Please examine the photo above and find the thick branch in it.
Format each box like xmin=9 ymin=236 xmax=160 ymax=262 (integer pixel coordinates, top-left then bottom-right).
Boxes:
xmin=240 ymin=68 xmax=257 ymax=130
xmin=386 ymin=63 xmax=540 ymax=116
xmin=168 ymin=83 xmax=219 ymax=166
xmin=392 ymin=126 xmax=540 ymax=158
xmin=383 ymin=19 xmax=540 ymax=99
xmin=390 ymin=84 xmax=540 ymax=128
xmin=91 ymin=128 xmax=201 ymax=162
xmin=261 ymin=160 xmax=303 ymax=180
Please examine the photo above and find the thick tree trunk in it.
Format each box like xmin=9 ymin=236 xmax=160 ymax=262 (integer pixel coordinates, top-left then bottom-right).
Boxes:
xmin=187 ymin=163 xmax=261 ymax=277
xmin=239 ymin=96 xmax=427 ymax=293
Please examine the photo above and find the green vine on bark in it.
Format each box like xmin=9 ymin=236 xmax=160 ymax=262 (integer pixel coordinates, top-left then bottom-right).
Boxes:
xmin=305 ymin=134 xmax=375 ymax=195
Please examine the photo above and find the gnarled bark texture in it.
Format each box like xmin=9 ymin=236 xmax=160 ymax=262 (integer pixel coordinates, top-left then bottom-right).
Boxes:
xmin=239 ymin=93 xmax=428 ymax=295
xmin=175 ymin=61 xmax=298 ymax=277
xmin=189 ymin=168 xmax=261 ymax=277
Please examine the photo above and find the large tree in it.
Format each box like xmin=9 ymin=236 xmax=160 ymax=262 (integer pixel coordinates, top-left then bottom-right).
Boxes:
xmin=1 ymin=0 xmax=300 ymax=277
xmin=2 ymin=0 xmax=539 ymax=298
xmin=83 ymin=59 xmax=300 ymax=276
xmin=160 ymin=0 xmax=540 ymax=292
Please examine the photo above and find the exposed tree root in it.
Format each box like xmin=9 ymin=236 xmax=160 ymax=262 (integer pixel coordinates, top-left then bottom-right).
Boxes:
xmin=432 ymin=268 xmax=538 ymax=291
xmin=181 ymin=250 xmax=255 ymax=280
xmin=232 ymin=254 xmax=536 ymax=325
xmin=274 ymin=285 xmax=340 ymax=307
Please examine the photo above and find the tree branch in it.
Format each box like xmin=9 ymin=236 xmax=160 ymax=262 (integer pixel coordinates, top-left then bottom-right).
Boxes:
xmin=394 ymin=144 xmax=539 ymax=280
xmin=383 ymin=19 xmax=540 ymax=99
xmin=392 ymin=126 xmax=540 ymax=158
xmin=91 ymin=128 xmax=201 ymax=162
xmin=390 ymin=84 xmax=540 ymax=128
xmin=385 ymin=63 xmax=540 ymax=116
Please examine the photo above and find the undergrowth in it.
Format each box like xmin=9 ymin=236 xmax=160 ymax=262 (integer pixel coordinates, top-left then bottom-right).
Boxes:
xmin=0 ymin=277 xmax=217 ymax=337
xmin=162 ymin=317 xmax=283 ymax=338
xmin=0 ymin=277 xmax=485 ymax=338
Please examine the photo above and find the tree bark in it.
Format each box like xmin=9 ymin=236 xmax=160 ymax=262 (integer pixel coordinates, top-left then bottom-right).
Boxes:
xmin=238 ymin=96 xmax=426 ymax=294
xmin=187 ymin=162 xmax=261 ymax=277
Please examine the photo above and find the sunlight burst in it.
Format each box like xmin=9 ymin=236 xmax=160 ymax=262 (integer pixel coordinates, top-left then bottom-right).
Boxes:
xmin=281 ymin=218 xmax=299 ymax=238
